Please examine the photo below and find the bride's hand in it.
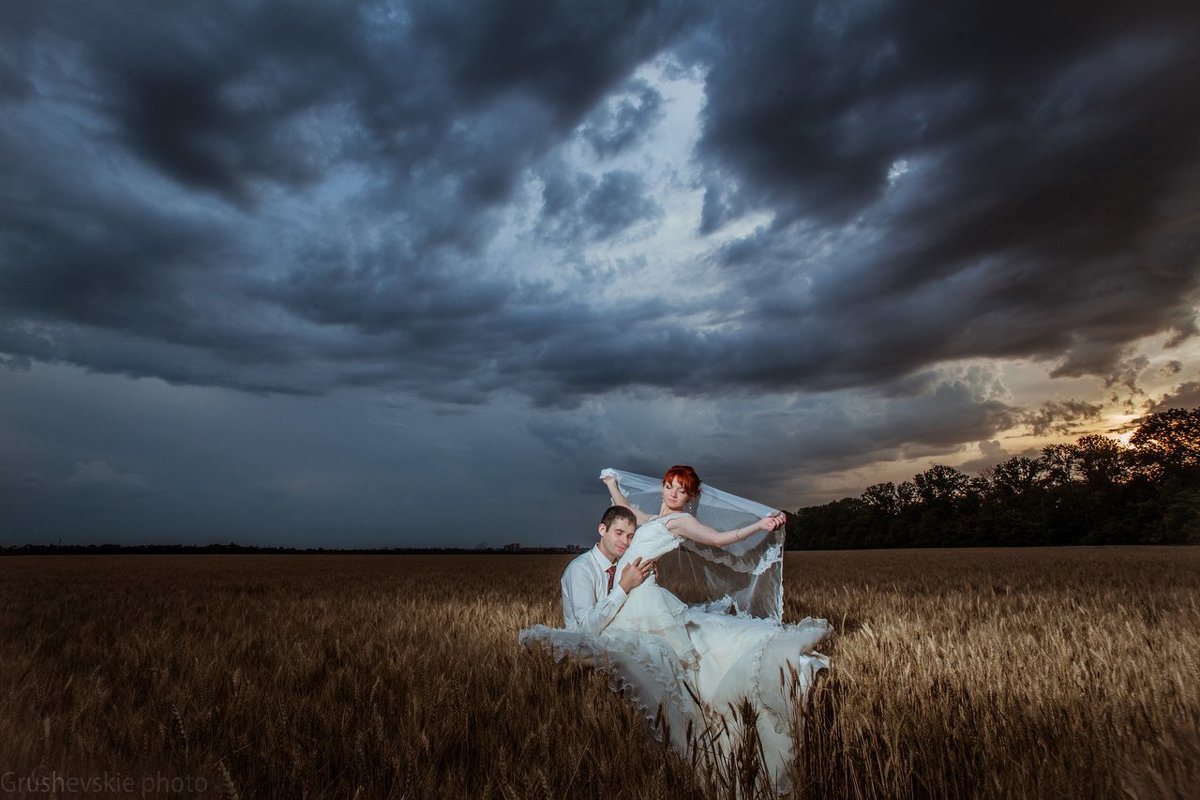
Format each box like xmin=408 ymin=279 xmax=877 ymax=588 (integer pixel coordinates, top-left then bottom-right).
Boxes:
xmin=760 ymin=513 xmax=786 ymax=532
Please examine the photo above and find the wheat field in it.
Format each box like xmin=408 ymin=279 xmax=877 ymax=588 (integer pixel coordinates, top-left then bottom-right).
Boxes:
xmin=0 ymin=548 xmax=1197 ymax=799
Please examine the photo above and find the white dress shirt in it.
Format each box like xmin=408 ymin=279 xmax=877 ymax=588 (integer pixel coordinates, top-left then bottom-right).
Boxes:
xmin=561 ymin=545 xmax=628 ymax=635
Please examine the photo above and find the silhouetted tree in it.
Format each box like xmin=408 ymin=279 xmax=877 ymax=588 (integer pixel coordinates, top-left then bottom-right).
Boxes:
xmin=1074 ymin=434 xmax=1131 ymax=487
xmin=986 ymin=457 xmax=1046 ymax=498
xmin=789 ymin=408 xmax=1200 ymax=549
xmin=862 ymin=482 xmax=901 ymax=516
xmin=1130 ymin=408 xmax=1200 ymax=480
xmin=1039 ymin=443 xmax=1078 ymax=487
xmin=913 ymin=464 xmax=971 ymax=506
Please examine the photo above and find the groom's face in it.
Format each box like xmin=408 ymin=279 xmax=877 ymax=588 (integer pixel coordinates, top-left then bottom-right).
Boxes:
xmin=597 ymin=518 xmax=636 ymax=563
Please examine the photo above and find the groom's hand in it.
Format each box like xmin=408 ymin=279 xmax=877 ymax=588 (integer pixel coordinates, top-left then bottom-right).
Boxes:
xmin=619 ymin=557 xmax=655 ymax=593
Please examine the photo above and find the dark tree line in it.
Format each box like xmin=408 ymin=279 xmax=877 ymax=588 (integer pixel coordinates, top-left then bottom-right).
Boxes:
xmin=787 ymin=408 xmax=1200 ymax=549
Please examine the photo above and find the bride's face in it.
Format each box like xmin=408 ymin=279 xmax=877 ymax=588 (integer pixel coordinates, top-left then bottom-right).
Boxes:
xmin=662 ymin=479 xmax=693 ymax=512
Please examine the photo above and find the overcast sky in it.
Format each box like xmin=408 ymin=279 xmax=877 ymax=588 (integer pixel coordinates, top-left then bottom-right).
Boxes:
xmin=2 ymin=0 xmax=1199 ymax=547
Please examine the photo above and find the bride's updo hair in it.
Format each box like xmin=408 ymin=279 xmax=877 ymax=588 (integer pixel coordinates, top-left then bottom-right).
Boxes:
xmin=662 ymin=465 xmax=701 ymax=498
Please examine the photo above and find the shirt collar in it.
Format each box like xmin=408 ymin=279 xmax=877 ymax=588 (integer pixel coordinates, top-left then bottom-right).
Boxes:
xmin=589 ymin=544 xmax=615 ymax=570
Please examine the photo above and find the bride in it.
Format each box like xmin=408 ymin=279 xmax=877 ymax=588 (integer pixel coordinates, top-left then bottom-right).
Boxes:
xmin=520 ymin=465 xmax=831 ymax=794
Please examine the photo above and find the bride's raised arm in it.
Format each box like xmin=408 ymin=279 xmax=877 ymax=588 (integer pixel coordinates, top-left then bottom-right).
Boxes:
xmin=664 ymin=511 xmax=785 ymax=548
xmin=601 ymin=472 xmax=656 ymax=525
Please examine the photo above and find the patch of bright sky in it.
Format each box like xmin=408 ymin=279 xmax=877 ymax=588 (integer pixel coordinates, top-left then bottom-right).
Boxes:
xmin=491 ymin=56 xmax=776 ymax=313
xmin=576 ymin=59 xmax=715 ymax=288
xmin=886 ymin=158 xmax=910 ymax=185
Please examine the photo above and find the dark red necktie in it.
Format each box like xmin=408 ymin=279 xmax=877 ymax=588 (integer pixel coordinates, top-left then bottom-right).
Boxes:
xmin=605 ymin=565 xmax=616 ymax=594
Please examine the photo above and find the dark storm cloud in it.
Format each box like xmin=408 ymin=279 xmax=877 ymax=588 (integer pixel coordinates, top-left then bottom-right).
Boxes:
xmin=771 ymin=373 xmax=1019 ymax=475
xmin=55 ymin=0 xmax=693 ymax=204
xmin=0 ymin=165 xmax=224 ymax=340
xmin=694 ymin=2 xmax=1200 ymax=226
xmin=404 ymin=0 xmax=1200 ymax=408
xmin=1151 ymin=380 xmax=1200 ymax=412
xmin=1017 ymin=399 xmax=1105 ymax=437
xmin=687 ymin=0 xmax=1200 ymax=393
xmin=0 ymin=0 xmax=698 ymax=398
xmin=67 ymin=2 xmax=378 ymax=204
xmin=1 ymin=0 xmax=1197 ymax=412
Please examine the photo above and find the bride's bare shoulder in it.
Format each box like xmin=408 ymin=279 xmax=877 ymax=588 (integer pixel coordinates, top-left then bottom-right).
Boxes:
xmin=659 ymin=511 xmax=694 ymax=529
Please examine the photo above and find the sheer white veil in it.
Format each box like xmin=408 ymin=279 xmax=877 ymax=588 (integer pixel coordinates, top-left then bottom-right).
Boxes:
xmin=600 ymin=468 xmax=785 ymax=621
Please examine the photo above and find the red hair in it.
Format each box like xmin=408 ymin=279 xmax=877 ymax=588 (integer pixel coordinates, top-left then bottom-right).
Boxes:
xmin=662 ymin=465 xmax=701 ymax=498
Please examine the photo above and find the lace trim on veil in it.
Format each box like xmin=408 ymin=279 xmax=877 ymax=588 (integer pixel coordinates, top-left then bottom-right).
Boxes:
xmin=679 ymin=537 xmax=784 ymax=575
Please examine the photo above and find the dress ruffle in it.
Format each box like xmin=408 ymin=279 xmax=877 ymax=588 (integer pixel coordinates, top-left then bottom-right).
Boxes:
xmin=518 ymin=624 xmax=700 ymax=754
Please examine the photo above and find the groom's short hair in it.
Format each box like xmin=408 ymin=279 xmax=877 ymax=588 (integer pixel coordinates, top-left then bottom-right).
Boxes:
xmin=599 ymin=505 xmax=637 ymax=530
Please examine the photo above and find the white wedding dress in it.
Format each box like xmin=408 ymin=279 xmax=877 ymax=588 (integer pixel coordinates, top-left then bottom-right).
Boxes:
xmin=521 ymin=475 xmax=832 ymax=795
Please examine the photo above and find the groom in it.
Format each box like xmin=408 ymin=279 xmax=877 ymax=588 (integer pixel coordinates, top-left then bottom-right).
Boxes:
xmin=561 ymin=505 xmax=654 ymax=635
